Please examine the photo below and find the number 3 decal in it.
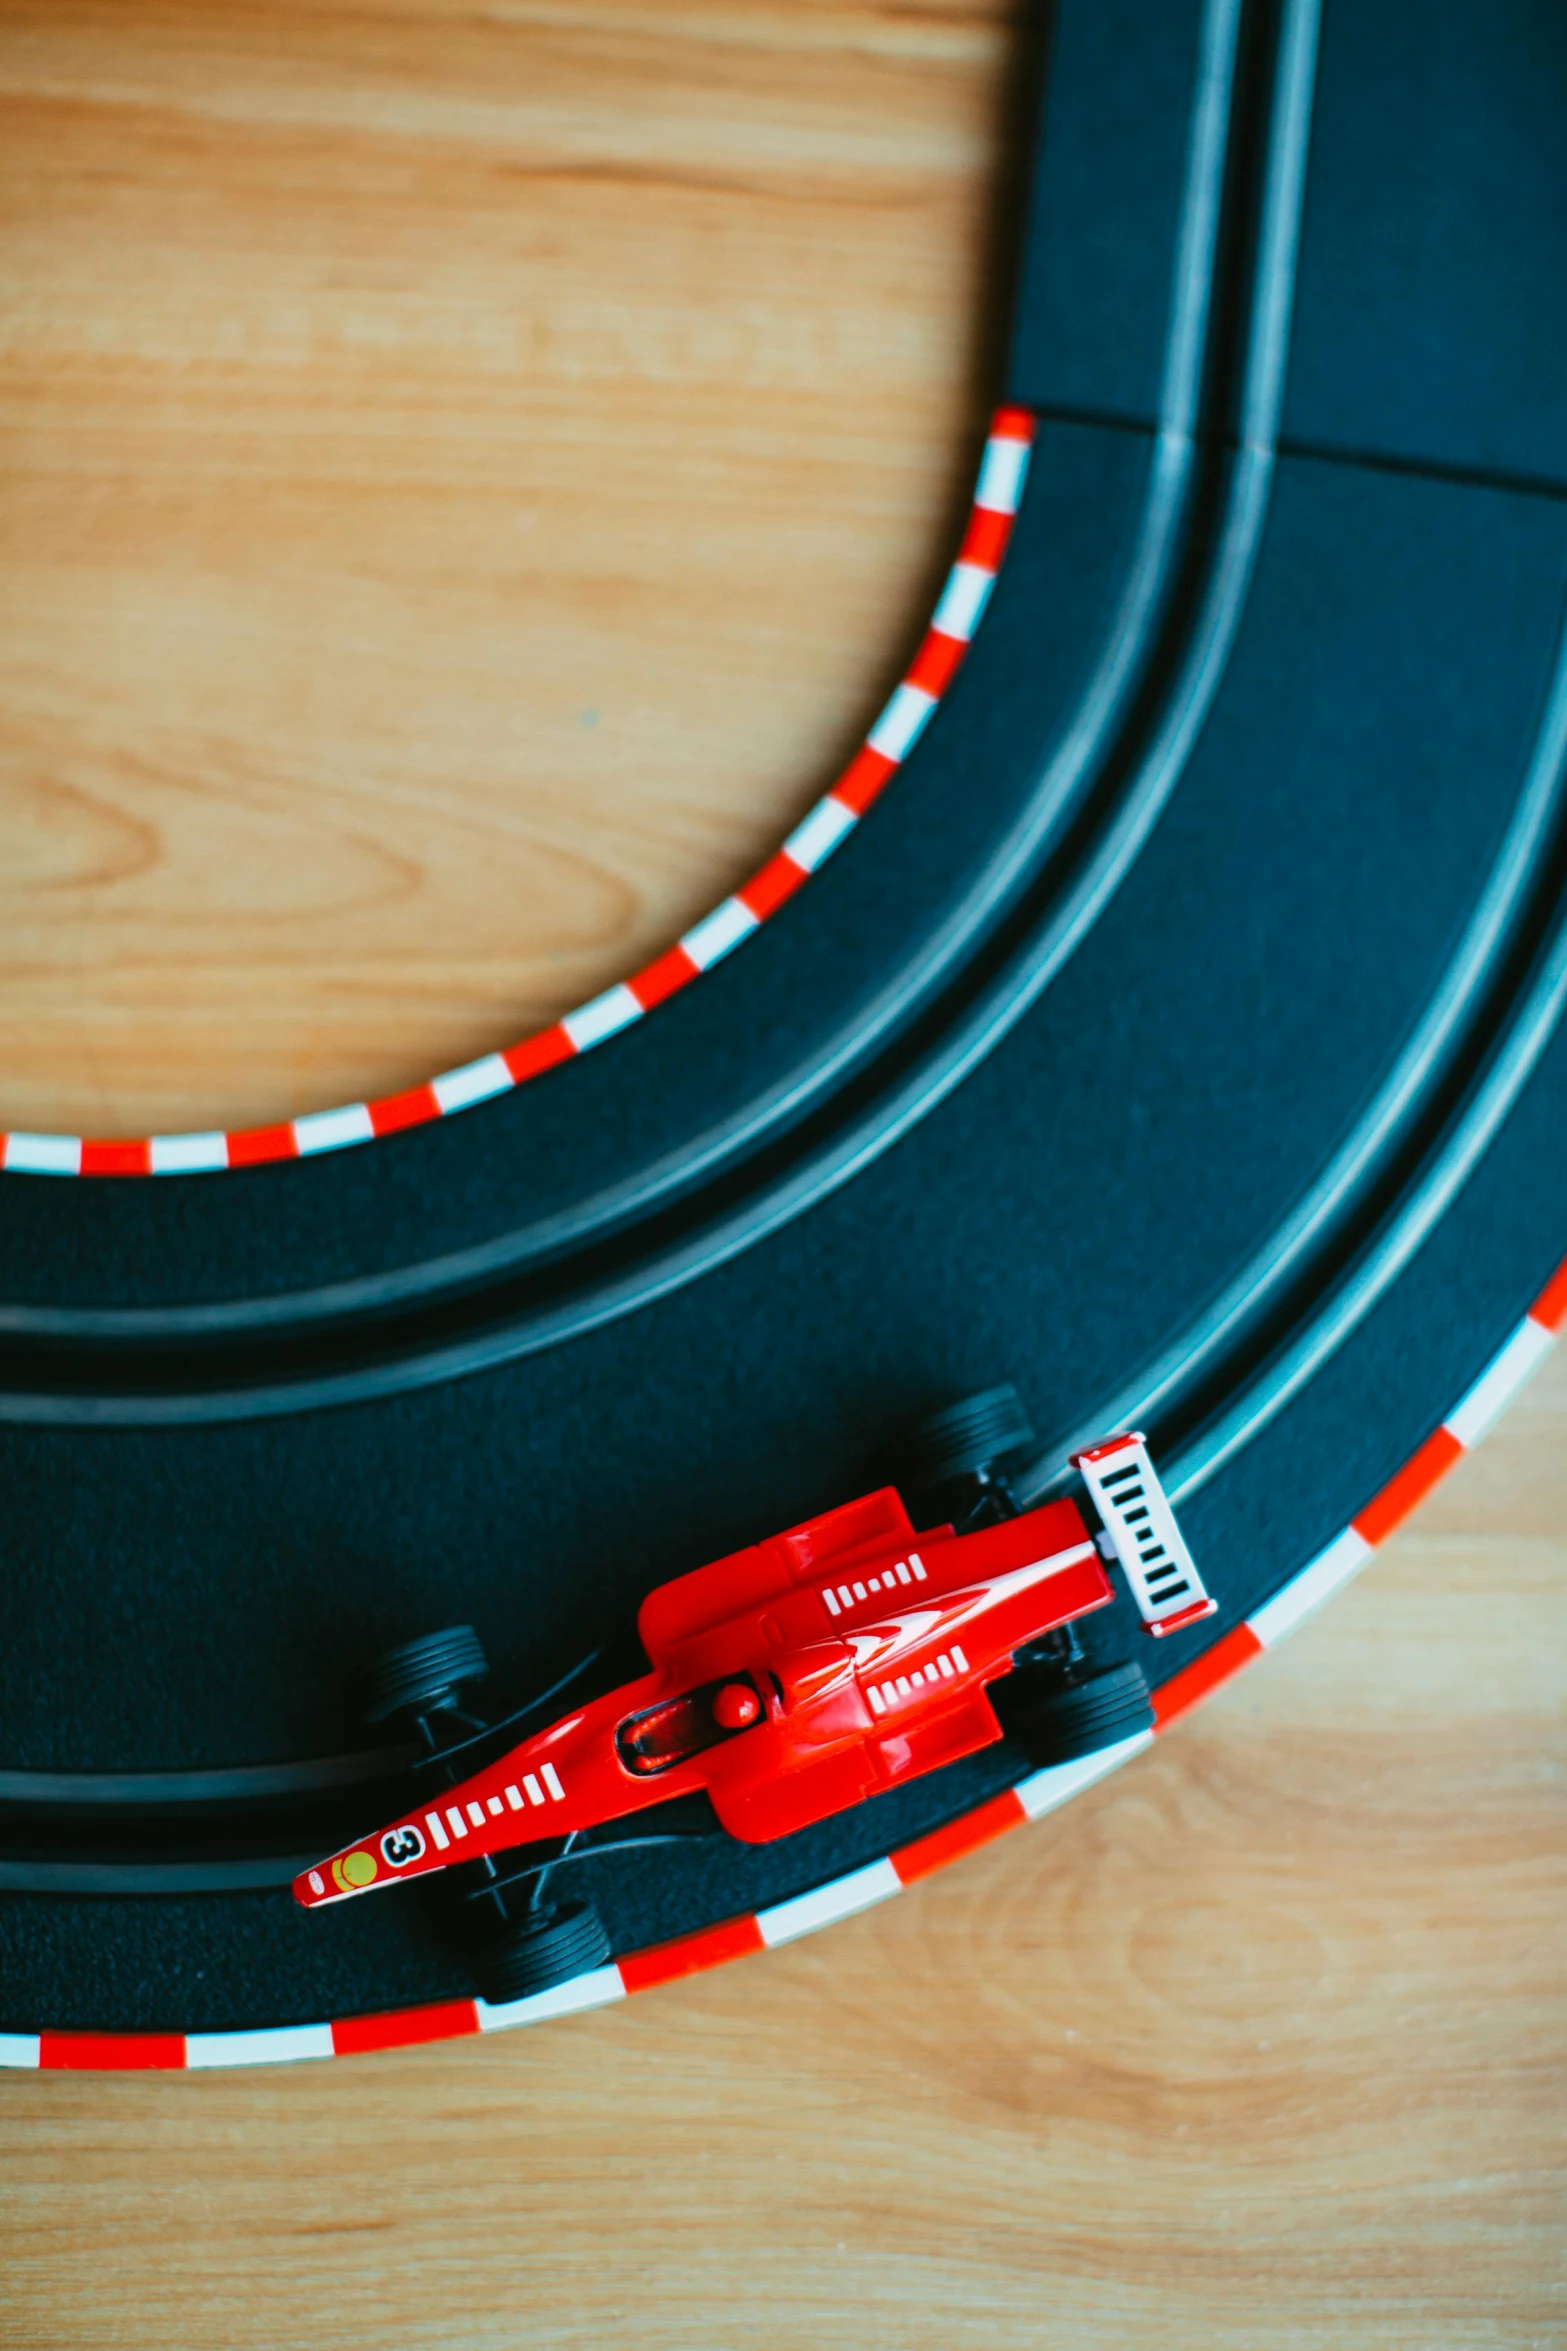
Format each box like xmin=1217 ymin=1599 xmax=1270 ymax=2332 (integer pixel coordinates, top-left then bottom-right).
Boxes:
xmin=380 ymin=1824 xmax=426 ymax=1868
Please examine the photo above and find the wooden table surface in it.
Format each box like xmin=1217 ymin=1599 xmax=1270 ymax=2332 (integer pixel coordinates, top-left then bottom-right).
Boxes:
xmin=1 ymin=8 xmax=1563 ymax=2347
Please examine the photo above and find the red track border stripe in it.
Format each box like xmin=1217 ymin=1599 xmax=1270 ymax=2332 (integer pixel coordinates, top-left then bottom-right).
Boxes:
xmin=737 ymin=850 xmax=810 ymax=922
xmin=957 ymin=505 xmax=1012 ymax=574
xmin=226 ymin=1124 xmax=297 ymax=1169
xmin=80 ymin=1139 xmax=152 ymax=1178
xmin=39 ymin=2030 xmax=186 ymax=2070
xmin=617 ymin=1913 xmax=766 ymax=1994
xmin=988 ymin=406 xmax=1035 ymax=443
xmin=1352 ymin=1427 xmax=1464 ymax=1548
xmin=830 ymin=743 xmax=898 ymax=818
xmin=368 ymin=1085 xmax=442 ymax=1139
xmin=1150 ymin=1623 xmax=1264 ymax=1729
xmin=629 ymin=943 xmax=702 ymax=1010
xmin=904 ymin=628 xmax=967 ymax=701
xmin=329 ymin=1999 xmax=480 ymax=2057
xmin=503 ymin=1026 xmax=575 ymax=1084
xmin=891 ymin=1788 xmax=1027 ymax=1884
xmin=1530 ymin=1259 xmax=1567 ymax=1333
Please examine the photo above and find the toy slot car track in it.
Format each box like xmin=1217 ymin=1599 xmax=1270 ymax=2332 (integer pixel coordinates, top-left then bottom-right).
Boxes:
xmin=3 ymin=0 xmax=1567 ymax=2048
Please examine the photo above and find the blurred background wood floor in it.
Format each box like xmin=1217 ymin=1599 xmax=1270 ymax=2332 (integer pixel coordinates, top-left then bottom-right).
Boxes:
xmin=0 ymin=6 xmax=1562 ymax=2347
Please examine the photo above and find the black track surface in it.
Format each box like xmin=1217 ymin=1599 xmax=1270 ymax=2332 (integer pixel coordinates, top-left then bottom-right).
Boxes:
xmin=4 ymin=0 xmax=1566 ymax=2035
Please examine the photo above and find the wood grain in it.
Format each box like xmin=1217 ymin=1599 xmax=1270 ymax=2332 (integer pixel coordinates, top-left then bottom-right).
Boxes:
xmin=0 ymin=0 xmax=1020 ymax=1137
xmin=2 ymin=1349 xmax=1563 ymax=2351
xmin=1 ymin=8 xmax=1563 ymax=2346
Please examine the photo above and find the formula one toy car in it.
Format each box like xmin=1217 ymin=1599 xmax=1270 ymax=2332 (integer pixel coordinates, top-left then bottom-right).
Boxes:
xmin=295 ymin=1388 xmax=1213 ymax=2000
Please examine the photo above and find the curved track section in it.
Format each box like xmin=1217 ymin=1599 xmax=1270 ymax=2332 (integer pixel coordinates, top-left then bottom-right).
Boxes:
xmin=0 ymin=416 xmax=1035 ymax=1184
xmin=0 ymin=0 xmax=1250 ymax=1329
xmin=3 ymin=0 xmax=1566 ymax=2042
xmin=4 ymin=1248 xmax=1563 ymax=2063
xmin=0 ymin=0 xmax=1335 ymax=1409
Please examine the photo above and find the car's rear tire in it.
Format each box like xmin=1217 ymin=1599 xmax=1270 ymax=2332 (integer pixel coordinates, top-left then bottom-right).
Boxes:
xmin=906 ymin=1384 xmax=1034 ymax=1493
xmin=359 ymin=1624 xmax=490 ymax=1728
xmin=472 ymin=1900 xmax=612 ymax=2006
xmin=997 ymin=1658 xmax=1154 ymax=1768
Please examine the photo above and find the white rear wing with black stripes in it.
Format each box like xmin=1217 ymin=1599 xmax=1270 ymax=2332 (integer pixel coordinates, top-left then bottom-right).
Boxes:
xmin=1073 ymin=1433 xmax=1216 ymax=1638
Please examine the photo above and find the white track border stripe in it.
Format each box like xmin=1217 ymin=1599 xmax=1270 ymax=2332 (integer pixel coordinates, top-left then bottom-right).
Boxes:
xmin=3 ymin=1134 xmax=82 ymax=1176
xmin=561 ymin=984 xmax=643 ymax=1053
xmin=930 ymin=560 xmax=996 ymax=644
xmin=680 ymin=896 xmax=758 ymax=971
xmin=1442 ymin=1314 xmax=1555 ymax=1450
xmin=1247 ymin=1526 xmax=1373 ymax=1649
xmin=185 ymin=2023 xmax=336 ymax=2068
xmin=431 ymin=1053 xmax=515 ymax=1114
xmin=974 ymin=434 xmax=1029 ymax=515
xmin=475 ymin=1965 xmax=626 ymax=2033
xmin=783 ymin=794 xmax=857 ymax=873
xmin=0 ymin=2032 xmax=40 ymax=2068
xmin=757 ymin=1859 xmax=901 ymax=1946
xmin=866 ymin=681 xmax=936 ymax=764
xmin=149 ymin=1132 xmax=231 ymax=1174
xmin=1014 ymin=1731 xmax=1155 ymax=1820
xmin=292 ymin=1104 xmax=375 ymax=1157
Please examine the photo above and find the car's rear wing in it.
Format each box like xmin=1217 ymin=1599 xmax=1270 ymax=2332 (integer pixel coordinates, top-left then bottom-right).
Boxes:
xmin=1072 ymin=1434 xmax=1216 ymax=1637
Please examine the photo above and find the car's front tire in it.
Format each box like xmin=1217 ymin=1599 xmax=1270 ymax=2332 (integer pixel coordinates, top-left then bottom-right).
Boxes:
xmin=358 ymin=1624 xmax=490 ymax=1730
xmin=903 ymin=1384 xmax=1035 ymax=1528
xmin=906 ymin=1383 xmax=1033 ymax=1488
xmin=471 ymin=1899 xmax=613 ymax=2006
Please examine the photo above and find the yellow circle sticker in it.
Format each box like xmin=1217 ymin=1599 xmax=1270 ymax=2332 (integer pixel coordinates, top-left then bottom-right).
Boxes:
xmin=332 ymin=1849 xmax=378 ymax=1891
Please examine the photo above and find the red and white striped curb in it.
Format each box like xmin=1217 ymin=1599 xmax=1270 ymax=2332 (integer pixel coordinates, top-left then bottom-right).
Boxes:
xmin=0 ymin=412 xmax=1036 ymax=1183
xmin=7 ymin=1252 xmax=1561 ymax=2071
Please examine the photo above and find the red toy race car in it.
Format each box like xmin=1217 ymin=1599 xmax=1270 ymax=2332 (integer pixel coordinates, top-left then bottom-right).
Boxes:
xmin=296 ymin=1388 xmax=1212 ymax=2002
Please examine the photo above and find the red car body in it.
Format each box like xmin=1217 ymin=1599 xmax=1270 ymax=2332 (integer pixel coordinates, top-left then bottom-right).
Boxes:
xmin=294 ymin=1480 xmax=1116 ymax=1911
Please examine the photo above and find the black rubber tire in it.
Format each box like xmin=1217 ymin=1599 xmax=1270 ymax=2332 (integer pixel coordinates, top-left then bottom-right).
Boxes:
xmin=359 ymin=1624 xmax=490 ymax=1727
xmin=906 ymin=1384 xmax=1034 ymax=1491
xmin=472 ymin=1900 xmax=613 ymax=2005
xmin=996 ymin=1658 xmax=1154 ymax=1768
